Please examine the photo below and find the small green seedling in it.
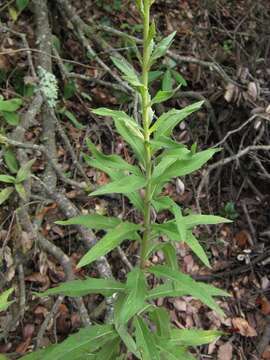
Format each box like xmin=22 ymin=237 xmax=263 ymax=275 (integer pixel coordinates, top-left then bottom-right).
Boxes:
xmin=0 ymin=159 xmax=35 ymax=204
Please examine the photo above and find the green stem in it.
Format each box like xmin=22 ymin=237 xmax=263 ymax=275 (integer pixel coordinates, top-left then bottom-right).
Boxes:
xmin=140 ymin=1 xmax=152 ymax=269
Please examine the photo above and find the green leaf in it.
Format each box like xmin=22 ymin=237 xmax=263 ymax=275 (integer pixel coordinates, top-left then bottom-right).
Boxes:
xmin=9 ymin=7 xmax=18 ymax=21
xmin=149 ymin=71 xmax=163 ymax=83
xmin=148 ymin=265 xmax=226 ymax=316
xmin=152 ymin=148 xmax=189 ymax=180
xmin=58 ymin=108 xmax=85 ymax=130
xmin=170 ymin=328 xmax=222 ymax=347
xmin=19 ymin=347 xmax=66 ymax=360
xmin=157 ymin=340 xmax=195 ymax=360
xmin=0 ymin=187 xmax=13 ymax=205
xmin=63 ymin=80 xmax=76 ymax=99
xmin=185 ymin=232 xmax=210 ymax=268
xmin=77 ymin=222 xmax=140 ymax=268
xmin=0 ymin=98 xmax=22 ymax=112
xmin=36 ymin=277 xmax=125 ymax=297
xmin=151 ymin=90 xmax=175 ymax=105
xmin=153 ymin=215 xmax=230 ymax=241
xmin=1 ymin=111 xmax=20 ymax=126
xmin=92 ymin=108 xmax=144 ymax=140
xmin=114 ymin=117 xmax=145 ymax=164
xmin=162 ymin=243 xmax=178 ymax=270
xmin=92 ymin=108 xmax=145 ymax=164
xmin=15 ymin=182 xmax=27 ymax=200
xmin=127 ymin=191 xmax=144 ymax=214
xmin=0 ymin=175 xmax=15 ymax=183
xmin=147 ymin=21 xmax=156 ymax=45
xmin=16 ymin=159 xmax=35 ymax=183
xmin=171 ymin=202 xmax=186 ymax=242
xmin=118 ymin=268 xmax=147 ymax=324
xmin=134 ymin=317 xmax=160 ymax=360
xmin=52 ymin=35 xmax=61 ymax=53
xmin=150 ymin=100 xmax=204 ymax=136
xmin=147 ymin=282 xmax=188 ymax=300
xmin=90 ymin=174 xmax=146 ymax=196
xmin=171 ymin=70 xmax=187 ymax=86
xmin=111 ymin=56 xmax=143 ymax=88
xmin=153 ymin=148 xmax=220 ymax=185
xmin=150 ymin=32 xmax=176 ymax=64
xmin=94 ymin=338 xmax=120 ymax=360
xmin=162 ymin=69 xmax=173 ymax=91
xmin=116 ymin=324 xmax=141 ymax=359
xmin=21 ymin=324 xmax=117 ymax=360
xmin=0 ymin=288 xmax=14 ymax=312
xmin=4 ymin=148 xmax=19 ymax=173
xmin=85 ymin=138 xmax=141 ymax=176
xmin=183 ymin=214 xmax=232 ymax=228
xmin=149 ymin=307 xmax=171 ymax=338
xmin=135 ymin=0 xmax=144 ymax=15
xmin=56 ymin=214 xmax=121 ymax=230
xmin=115 ymin=325 xmax=141 ymax=359
xmin=16 ymin=0 xmax=29 ymax=11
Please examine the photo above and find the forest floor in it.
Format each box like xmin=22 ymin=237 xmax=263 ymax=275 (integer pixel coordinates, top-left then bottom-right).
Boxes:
xmin=1 ymin=0 xmax=270 ymax=359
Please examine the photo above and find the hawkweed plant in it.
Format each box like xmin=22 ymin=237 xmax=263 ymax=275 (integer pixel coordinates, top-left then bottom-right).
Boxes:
xmin=25 ymin=1 xmax=231 ymax=359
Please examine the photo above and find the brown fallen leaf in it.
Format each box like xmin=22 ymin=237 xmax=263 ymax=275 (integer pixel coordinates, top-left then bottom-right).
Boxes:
xmin=217 ymin=342 xmax=233 ymax=360
xmin=262 ymin=346 xmax=270 ymax=359
xmin=25 ymin=273 xmax=50 ymax=291
xmin=257 ymin=296 xmax=270 ymax=315
xmin=15 ymin=337 xmax=32 ymax=354
xmin=232 ymin=317 xmax=257 ymax=337
xmin=234 ymin=230 xmax=252 ymax=249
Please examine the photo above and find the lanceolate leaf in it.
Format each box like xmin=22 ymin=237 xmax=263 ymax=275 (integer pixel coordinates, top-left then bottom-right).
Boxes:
xmin=118 ymin=268 xmax=147 ymax=324
xmin=147 ymin=283 xmax=188 ymax=300
xmin=162 ymin=243 xmax=178 ymax=271
xmin=94 ymin=338 xmax=120 ymax=360
xmin=0 ymin=187 xmax=13 ymax=205
xmin=36 ymin=277 xmax=126 ymax=297
xmin=15 ymin=183 xmax=27 ymax=201
xmin=150 ymin=32 xmax=176 ymax=63
xmin=157 ymin=340 xmax=195 ymax=360
xmin=22 ymin=324 xmax=117 ymax=360
xmin=150 ymin=100 xmax=204 ymax=136
xmin=153 ymin=213 xmax=231 ymax=241
xmin=170 ymin=328 xmax=222 ymax=347
xmin=0 ymin=288 xmax=14 ymax=312
xmin=171 ymin=202 xmax=186 ymax=242
xmin=110 ymin=56 xmax=143 ymax=88
xmin=0 ymin=98 xmax=22 ymax=112
xmin=116 ymin=325 xmax=141 ymax=359
xmin=134 ymin=317 xmax=160 ymax=360
xmin=151 ymin=90 xmax=175 ymax=105
xmin=153 ymin=148 xmax=220 ymax=184
xmin=92 ymin=108 xmax=145 ymax=164
xmin=86 ymin=139 xmax=141 ymax=176
xmin=183 ymin=214 xmax=232 ymax=228
xmin=77 ymin=223 xmax=140 ymax=268
xmin=90 ymin=175 xmax=146 ymax=196
xmin=162 ymin=69 xmax=173 ymax=91
xmin=1 ymin=111 xmax=20 ymax=126
xmin=148 ymin=265 xmax=226 ymax=316
xmin=185 ymin=232 xmax=211 ymax=268
xmin=0 ymin=175 xmax=15 ymax=184
xmin=4 ymin=149 xmax=19 ymax=174
xmin=56 ymin=214 xmax=121 ymax=230
xmin=16 ymin=158 xmax=35 ymax=183
xmin=16 ymin=0 xmax=29 ymax=11
xmin=92 ymin=108 xmax=144 ymax=140
xmin=149 ymin=307 xmax=171 ymax=338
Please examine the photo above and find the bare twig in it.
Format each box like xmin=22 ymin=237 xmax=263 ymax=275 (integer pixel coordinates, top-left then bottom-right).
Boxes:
xmin=35 ymin=295 xmax=65 ymax=349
